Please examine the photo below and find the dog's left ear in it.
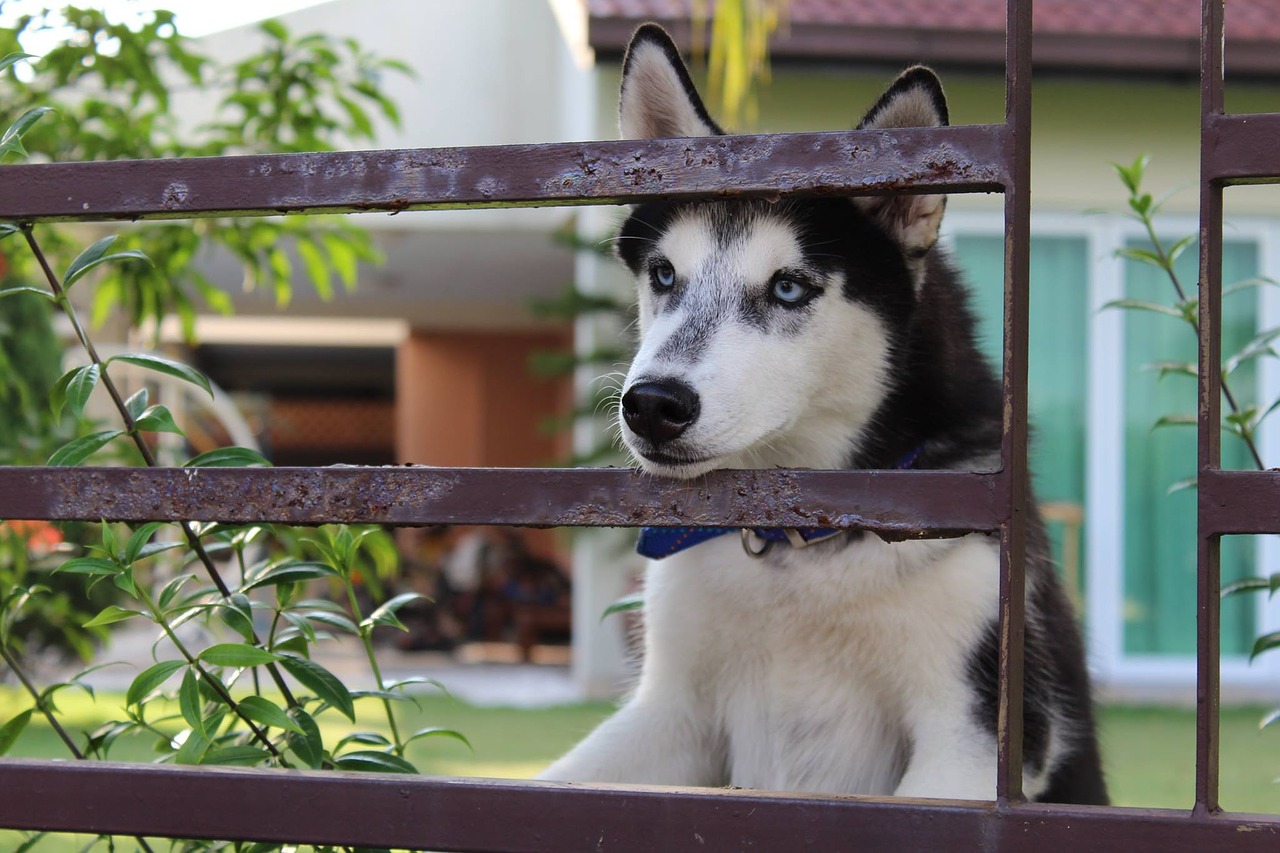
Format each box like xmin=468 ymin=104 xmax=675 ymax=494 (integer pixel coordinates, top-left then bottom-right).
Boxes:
xmin=619 ymin=24 xmax=724 ymax=139
xmin=854 ymin=67 xmax=949 ymax=265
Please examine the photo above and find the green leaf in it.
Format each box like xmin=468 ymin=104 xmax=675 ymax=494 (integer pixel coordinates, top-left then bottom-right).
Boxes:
xmin=179 ymin=669 xmax=205 ymax=736
xmin=132 ymin=540 xmax=186 ymax=563
xmin=133 ymin=404 xmax=185 ymax=436
xmin=403 ymin=726 xmax=472 ymax=751
xmin=0 ymin=53 xmax=33 ymax=75
xmin=112 ymin=568 xmax=139 ymax=598
xmin=198 ymin=643 xmax=282 ymax=668
xmin=54 ymin=557 xmax=119 ymax=576
xmin=361 ymin=592 xmax=424 ymax=632
xmin=334 ymin=750 xmax=418 ymax=774
xmin=1250 ymin=631 xmax=1280 ymax=661
xmin=1112 ymin=154 xmax=1148 ymax=195
xmin=1221 ymin=577 xmax=1268 ymax=599
xmin=305 ymin=610 xmax=359 ymax=635
xmin=1166 ymin=476 xmax=1197 ymax=496
xmin=201 ymin=745 xmax=270 ymax=766
xmin=50 ymin=364 xmax=101 ymax=419
xmin=0 ymin=285 xmax=55 ymax=302
xmin=107 ymin=353 xmax=212 ymax=399
xmin=158 ymin=574 xmax=198 ymax=611
xmin=173 ymin=729 xmax=211 ymax=765
xmin=1141 ymin=361 xmax=1196 ymax=382
xmin=63 ymin=237 xmax=151 ymax=290
xmin=184 ymin=446 xmax=271 ymax=468
xmin=0 ymin=709 xmax=33 ymax=757
xmin=123 ymin=387 xmax=150 ymax=420
xmin=1101 ymin=298 xmax=1182 ymax=319
xmin=217 ymin=594 xmax=256 ymax=641
xmin=260 ymin=19 xmax=289 ymax=40
xmin=126 ymin=660 xmax=186 ymax=707
xmin=286 ymin=707 xmax=325 ymax=769
xmin=47 ymin=429 xmax=126 ymax=466
xmin=1224 ymin=276 xmax=1280 ymax=298
xmin=123 ymin=522 xmax=165 ymax=563
xmin=296 ymin=237 xmax=332 ymax=299
xmin=602 ymin=593 xmax=643 ymax=621
xmin=236 ymin=695 xmax=303 ymax=734
xmin=1152 ymin=414 xmax=1197 ymax=431
xmin=279 ymin=654 xmax=356 ymax=721
xmin=384 ymin=676 xmax=450 ymax=696
xmin=243 ymin=561 xmax=340 ymax=592
xmin=82 ymin=605 xmax=143 ymax=628
xmin=336 ymin=732 xmax=392 ymax=750
xmin=0 ymin=106 xmax=53 ymax=159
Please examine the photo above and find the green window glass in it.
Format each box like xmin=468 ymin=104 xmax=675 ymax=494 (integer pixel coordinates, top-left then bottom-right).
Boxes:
xmin=951 ymin=235 xmax=1089 ymax=604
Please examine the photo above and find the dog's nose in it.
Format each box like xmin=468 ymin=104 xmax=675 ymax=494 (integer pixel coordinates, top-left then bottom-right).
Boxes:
xmin=622 ymin=380 xmax=700 ymax=445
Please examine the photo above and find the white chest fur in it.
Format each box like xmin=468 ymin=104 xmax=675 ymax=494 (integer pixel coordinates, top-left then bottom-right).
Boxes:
xmin=638 ymin=532 xmax=1002 ymax=795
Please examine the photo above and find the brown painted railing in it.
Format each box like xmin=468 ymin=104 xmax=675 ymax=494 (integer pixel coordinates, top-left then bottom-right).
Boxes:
xmin=0 ymin=0 xmax=1278 ymax=849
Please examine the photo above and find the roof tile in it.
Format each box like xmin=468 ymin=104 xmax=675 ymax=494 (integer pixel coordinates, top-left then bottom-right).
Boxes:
xmin=588 ymin=0 xmax=1280 ymax=42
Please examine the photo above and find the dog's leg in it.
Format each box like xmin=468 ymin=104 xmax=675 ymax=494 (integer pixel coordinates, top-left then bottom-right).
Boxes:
xmin=539 ymin=696 xmax=720 ymax=785
xmin=892 ymin=705 xmax=997 ymax=800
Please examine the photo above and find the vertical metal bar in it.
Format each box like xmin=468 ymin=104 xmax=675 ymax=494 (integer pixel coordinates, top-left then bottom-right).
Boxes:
xmin=997 ymin=0 xmax=1033 ymax=804
xmin=1195 ymin=0 xmax=1225 ymax=817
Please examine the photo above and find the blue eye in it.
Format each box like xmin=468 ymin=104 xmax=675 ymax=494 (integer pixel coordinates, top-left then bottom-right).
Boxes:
xmin=651 ymin=262 xmax=676 ymax=290
xmin=771 ymin=277 xmax=811 ymax=305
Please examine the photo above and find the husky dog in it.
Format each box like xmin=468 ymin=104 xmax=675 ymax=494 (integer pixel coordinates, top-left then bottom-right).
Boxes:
xmin=543 ymin=24 xmax=1107 ymax=804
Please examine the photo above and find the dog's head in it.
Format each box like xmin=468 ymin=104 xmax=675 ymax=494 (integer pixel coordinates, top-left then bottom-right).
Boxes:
xmin=615 ymin=25 xmax=949 ymax=478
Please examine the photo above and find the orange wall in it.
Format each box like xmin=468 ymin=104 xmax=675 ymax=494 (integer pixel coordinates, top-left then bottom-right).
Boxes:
xmin=395 ymin=329 xmax=572 ymax=468
xmin=395 ymin=329 xmax=573 ymax=563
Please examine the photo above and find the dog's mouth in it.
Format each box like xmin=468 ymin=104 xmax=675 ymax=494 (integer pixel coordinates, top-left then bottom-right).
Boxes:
xmin=626 ymin=442 xmax=726 ymax=479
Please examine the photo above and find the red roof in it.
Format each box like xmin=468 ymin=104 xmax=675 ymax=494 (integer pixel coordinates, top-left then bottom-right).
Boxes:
xmin=588 ymin=1 xmax=1280 ymax=75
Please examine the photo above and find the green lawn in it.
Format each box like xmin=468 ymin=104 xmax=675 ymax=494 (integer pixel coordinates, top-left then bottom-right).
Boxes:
xmin=2 ymin=690 xmax=1278 ymax=850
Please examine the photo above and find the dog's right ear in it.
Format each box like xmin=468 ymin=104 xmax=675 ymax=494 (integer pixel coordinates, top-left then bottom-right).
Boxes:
xmin=619 ymin=24 xmax=723 ymax=139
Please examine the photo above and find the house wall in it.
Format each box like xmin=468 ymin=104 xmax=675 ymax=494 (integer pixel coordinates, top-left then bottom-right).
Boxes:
xmin=396 ymin=328 xmax=574 ymax=564
xmin=593 ymin=65 xmax=1280 ymax=216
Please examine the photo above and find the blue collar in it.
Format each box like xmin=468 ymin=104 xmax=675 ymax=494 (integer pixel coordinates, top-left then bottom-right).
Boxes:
xmin=636 ymin=446 xmax=924 ymax=560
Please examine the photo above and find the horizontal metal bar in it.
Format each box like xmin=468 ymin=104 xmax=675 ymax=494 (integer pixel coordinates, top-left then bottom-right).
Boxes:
xmin=0 ymin=125 xmax=1009 ymax=222
xmin=1 ymin=760 xmax=1277 ymax=852
xmin=1202 ymin=113 xmax=1280 ymax=184
xmin=0 ymin=466 xmax=1003 ymax=536
xmin=1197 ymin=468 xmax=1280 ymax=534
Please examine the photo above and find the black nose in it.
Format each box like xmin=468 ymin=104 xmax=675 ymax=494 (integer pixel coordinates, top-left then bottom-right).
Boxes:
xmin=622 ymin=380 xmax=700 ymax=445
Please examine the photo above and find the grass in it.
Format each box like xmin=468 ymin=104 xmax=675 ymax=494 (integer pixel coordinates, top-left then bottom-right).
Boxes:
xmin=1 ymin=689 xmax=1279 ymax=850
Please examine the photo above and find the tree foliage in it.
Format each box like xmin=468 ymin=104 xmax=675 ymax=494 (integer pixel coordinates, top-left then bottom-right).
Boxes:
xmin=692 ymin=0 xmax=788 ymax=126
xmin=0 ymin=4 xmax=409 ymax=339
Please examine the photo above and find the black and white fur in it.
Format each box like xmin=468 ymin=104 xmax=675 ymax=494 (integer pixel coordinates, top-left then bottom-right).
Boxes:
xmin=543 ymin=24 xmax=1107 ymax=804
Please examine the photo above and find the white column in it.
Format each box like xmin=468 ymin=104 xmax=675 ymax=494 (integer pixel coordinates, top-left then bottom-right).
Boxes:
xmin=1084 ymin=219 xmax=1128 ymax=688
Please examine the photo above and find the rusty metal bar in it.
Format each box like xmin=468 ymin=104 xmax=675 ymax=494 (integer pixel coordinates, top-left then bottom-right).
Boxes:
xmin=0 ymin=126 xmax=1008 ymax=222
xmin=994 ymin=0 xmax=1032 ymax=805
xmin=1202 ymin=113 xmax=1280 ymax=184
xmin=1 ymin=759 xmax=1279 ymax=852
xmin=1195 ymin=0 xmax=1225 ymax=816
xmin=0 ymin=466 xmax=1005 ymax=534
xmin=1198 ymin=470 xmax=1280 ymax=533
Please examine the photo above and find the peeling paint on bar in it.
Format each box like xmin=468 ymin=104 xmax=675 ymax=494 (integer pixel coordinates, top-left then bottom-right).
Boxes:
xmin=0 ymin=466 xmax=1003 ymax=535
xmin=0 ymin=126 xmax=1008 ymax=222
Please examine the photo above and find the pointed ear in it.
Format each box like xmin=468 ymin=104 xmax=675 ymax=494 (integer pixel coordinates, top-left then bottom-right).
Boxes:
xmin=619 ymin=24 xmax=723 ymax=139
xmin=855 ymin=67 xmax=949 ymax=265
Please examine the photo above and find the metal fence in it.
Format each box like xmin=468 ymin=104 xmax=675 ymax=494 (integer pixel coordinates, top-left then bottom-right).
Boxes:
xmin=0 ymin=0 xmax=1277 ymax=849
